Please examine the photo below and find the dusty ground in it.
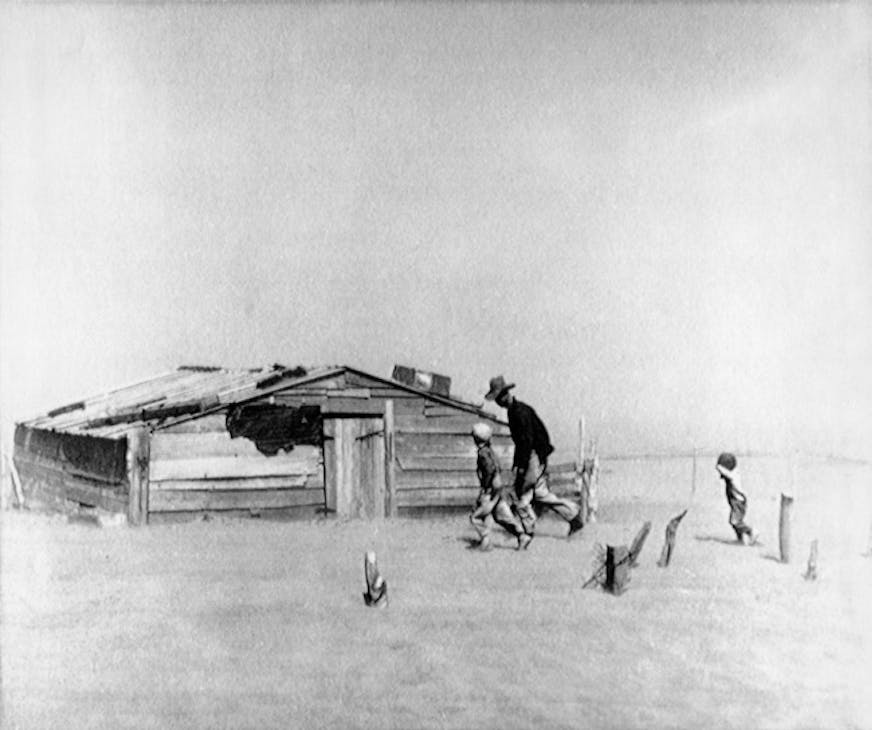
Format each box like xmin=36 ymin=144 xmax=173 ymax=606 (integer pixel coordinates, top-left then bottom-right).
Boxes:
xmin=1 ymin=457 xmax=870 ymax=729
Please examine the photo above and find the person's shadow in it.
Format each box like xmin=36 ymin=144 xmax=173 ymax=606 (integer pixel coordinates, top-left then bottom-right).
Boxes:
xmin=457 ymin=536 xmax=516 ymax=551
xmin=693 ymin=534 xmax=745 ymax=547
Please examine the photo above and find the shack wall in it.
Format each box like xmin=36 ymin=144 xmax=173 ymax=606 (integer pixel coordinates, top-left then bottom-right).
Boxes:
xmin=148 ymin=414 xmax=324 ymax=522
xmin=13 ymin=425 xmax=128 ymax=513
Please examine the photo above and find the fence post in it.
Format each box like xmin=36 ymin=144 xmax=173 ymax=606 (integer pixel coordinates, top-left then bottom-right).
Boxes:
xmin=779 ymin=492 xmax=793 ymax=563
xmin=605 ymin=545 xmax=629 ymax=594
xmin=576 ymin=418 xmax=587 ymax=524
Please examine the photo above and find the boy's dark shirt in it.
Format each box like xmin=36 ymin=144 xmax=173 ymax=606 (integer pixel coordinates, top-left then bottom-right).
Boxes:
xmin=476 ymin=443 xmax=501 ymax=493
xmin=506 ymin=399 xmax=555 ymax=470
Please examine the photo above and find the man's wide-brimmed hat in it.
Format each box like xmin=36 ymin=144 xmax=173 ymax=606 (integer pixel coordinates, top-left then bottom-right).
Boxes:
xmin=484 ymin=375 xmax=515 ymax=401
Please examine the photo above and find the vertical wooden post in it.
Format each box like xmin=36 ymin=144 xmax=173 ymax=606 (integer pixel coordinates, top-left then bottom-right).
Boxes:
xmin=779 ymin=492 xmax=793 ymax=563
xmin=383 ymin=400 xmax=396 ymax=518
xmin=605 ymin=545 xmax=629 ymax=595
xmin=127 ymin=427 xmax=150 ymax=526
xmin=803 ymin=539 xmax=818 ymax=580
xmin=588 ymin=440 xmax=599 ymax=523
xmin=576 ymin=417 xmax=587 ymax=524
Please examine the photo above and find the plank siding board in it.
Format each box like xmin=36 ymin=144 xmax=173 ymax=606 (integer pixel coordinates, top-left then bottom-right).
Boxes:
xmin=396 ymin=487 xmax=478 ymax=508
xmin=13 ymin=448 xmax=126 ymax=486
xmin=150 ymin=456 xmax=320 ymax=482
xmin=398 ymin=456 xmax=478 ymax=471
xmin=423 ymin=406 xmax=468 ymax=418
xmin=321 ymin=399 xmax=385 ymax=416
xmin=343 ymin=372 xmax=386 ymax=389
xmin=150 ymin=432 xmax=322 ymax=462
xmin=327 ymin=388 xmax=370 ymax=399
xmin=16 ymin=458 xmax=127 ymax=512
xmin=367 ymin=389 xmax=421 ymax=400
xmin=150 ymin=475 xmax=318 ymax=492
xmin=395 ymin=416 xmax=509 ymax=435
xmin=392 ymin=399 xmax=425 ymax=415
xmin=149 ymin=487 xmax=324 ymax=512
xmin=396 ymin=433 xmax=514 ymax=458
xmin=395 ymin=470 xmax=481 ymax=489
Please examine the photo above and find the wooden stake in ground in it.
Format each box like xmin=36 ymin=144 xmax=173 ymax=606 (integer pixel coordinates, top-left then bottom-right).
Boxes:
xmin=583 ymin=521 xmax=650 ymax=589
xmin=628 ymin=521 xmax=652 ymax=567
xmin=363 ymin=551 xmax=388 ymax=607
xmin=657 ymin=509 xmax=688 ymax=568
xmin=803 ymin=540 xmax=818 ymax=581
xmin=779 ymin=493 xmax=794 ymax=564
xmin=605 ymin=545 xmax=629 ymax=595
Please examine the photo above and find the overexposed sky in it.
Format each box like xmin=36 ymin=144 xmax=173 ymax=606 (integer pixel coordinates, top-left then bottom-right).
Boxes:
xmin=1 ymin=2 xmax=870 ymax=459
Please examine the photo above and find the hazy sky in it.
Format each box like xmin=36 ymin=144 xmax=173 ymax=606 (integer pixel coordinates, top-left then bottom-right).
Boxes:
xmin=1 ymin=2 xmax=870 ymax=460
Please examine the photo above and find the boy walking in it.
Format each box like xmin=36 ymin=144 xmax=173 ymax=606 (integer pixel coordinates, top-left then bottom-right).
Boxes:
xmin=469 ymin=422 xmax=531 ymax=551
xmin=716 ymin=452 xmax=757 ymax=545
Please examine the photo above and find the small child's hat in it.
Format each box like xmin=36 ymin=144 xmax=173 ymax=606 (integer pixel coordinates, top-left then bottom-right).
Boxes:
xmin=471 ymin=423 xmax=493 ymax=442
xmin=716 ymin=452 xmax=737 ymax=470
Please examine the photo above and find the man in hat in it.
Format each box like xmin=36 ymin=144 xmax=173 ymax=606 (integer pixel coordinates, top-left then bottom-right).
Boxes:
xmin=716 ymin=452 xmax=757 ymax=545
xmin=469 ymin=422 xmax=531 ymax=551
xmin=485 ymin=376 xmax=585 ymax=541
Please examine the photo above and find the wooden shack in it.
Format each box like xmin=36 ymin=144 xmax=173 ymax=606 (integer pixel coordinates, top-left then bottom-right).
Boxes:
xmin=14 ymin=364 xmax=578 ymax=524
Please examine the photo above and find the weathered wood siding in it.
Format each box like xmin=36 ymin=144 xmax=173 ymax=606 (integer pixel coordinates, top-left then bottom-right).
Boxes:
xmin=13 ymin=425 xmax=128 ymax=513
xmin=393 ymin=414 xmax=511 ymax=509
xmin=149 ymin=419 xmax=324 ymax=521
xmin=393 ymin=414 xmax=578 ymax=511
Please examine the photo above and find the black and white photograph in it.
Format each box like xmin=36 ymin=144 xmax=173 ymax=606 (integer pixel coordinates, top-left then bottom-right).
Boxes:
xmin=1 ymin=2 xmax=870 ymax=728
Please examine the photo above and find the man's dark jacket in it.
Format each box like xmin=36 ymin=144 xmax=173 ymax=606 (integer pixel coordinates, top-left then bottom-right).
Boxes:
xmin=506 ymin=399 xmax=555 ymax=470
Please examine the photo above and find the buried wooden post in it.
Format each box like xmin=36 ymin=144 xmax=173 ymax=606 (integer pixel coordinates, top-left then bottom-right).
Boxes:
xmin=605 ymin=545 xmax=629 ymax=595
xmin=628 ymin=521 xmax=652 ymax=567
xmin=803 ymin=540 xmax=819 ymax=581
xmin=583 ymin=522 xmax=648 ymax=590
xmin=779 ymin=493 xmax=794 ymax=564
xmin=657 ymin=509 xmax=688 ymax=568
xmin=363 ymin=551 xmax=388 ymax=607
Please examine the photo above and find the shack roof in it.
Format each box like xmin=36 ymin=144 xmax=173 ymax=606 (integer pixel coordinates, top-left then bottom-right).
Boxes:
xmin=21 ymin=365 xmax=503 ymax=438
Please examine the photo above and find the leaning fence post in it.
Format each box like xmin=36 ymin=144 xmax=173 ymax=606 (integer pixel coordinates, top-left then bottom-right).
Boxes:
xmin=657 ymin=509 xmax=688 ymax=568
xmin=605 ymin=545 xmax=629 ymax=595
xmin=803 ymin=539 xmax=818 ymax=580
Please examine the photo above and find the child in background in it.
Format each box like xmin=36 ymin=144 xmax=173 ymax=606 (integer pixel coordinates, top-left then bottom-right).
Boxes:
xmin=716 ymin=452 xmax=757 ymax=545
xmin=469 ymin=423 xmax=531 ymax=551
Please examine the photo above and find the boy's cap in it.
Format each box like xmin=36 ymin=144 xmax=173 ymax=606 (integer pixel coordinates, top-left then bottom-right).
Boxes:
xmin=471 ymin=423 xmax=493 ymax=442
xmin=717 ymin=452 xmax=737 ymax=470
xmin=484 ymin=375 xmax=515 ymax=401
